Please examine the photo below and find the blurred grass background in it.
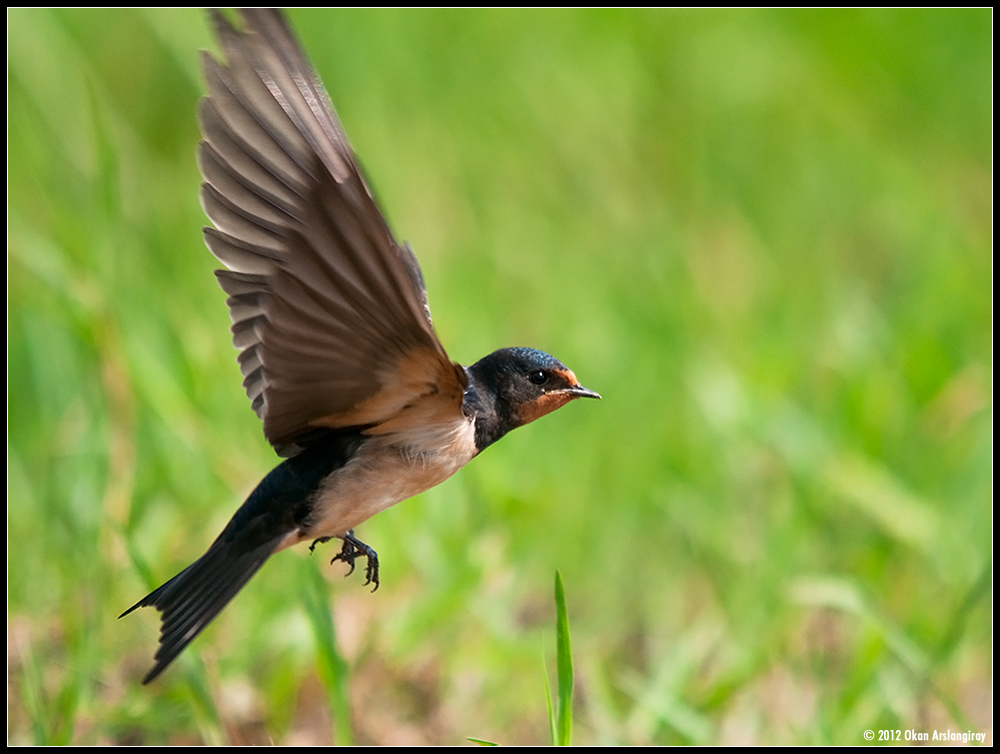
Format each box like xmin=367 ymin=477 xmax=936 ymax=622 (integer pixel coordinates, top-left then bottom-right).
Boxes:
xmin=7 ymin=8 xmax=991 ymax=745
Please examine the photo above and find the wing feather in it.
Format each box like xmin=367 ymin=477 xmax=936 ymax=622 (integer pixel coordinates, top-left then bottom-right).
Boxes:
xmin=200 ymin=9 xmax=463 ymax=455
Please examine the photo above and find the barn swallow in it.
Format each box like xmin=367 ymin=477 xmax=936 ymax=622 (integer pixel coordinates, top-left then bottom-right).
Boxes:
xmin=121 ymin=8 xmax=599 ymax=684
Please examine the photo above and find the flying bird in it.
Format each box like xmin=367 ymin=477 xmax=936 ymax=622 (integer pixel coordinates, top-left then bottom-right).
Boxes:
xmin=121 ymin=8 xmax=599 ymax=684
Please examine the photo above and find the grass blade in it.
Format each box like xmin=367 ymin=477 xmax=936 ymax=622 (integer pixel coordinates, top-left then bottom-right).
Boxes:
xmin=554 ymin=570 xmax=573 ymax=746
xmin=300 ymin=560 xmax=353 ymax=746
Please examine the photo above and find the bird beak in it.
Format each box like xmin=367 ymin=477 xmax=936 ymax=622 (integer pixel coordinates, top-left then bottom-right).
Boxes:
xmin=560 ymin=384 xmax=601 ymax=400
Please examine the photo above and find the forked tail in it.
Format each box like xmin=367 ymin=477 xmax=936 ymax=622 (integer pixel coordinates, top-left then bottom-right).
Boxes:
xmin=120 ymin=529 xmax=284 ymax=684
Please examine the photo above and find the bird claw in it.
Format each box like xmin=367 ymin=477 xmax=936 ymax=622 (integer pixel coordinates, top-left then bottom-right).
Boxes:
xmin=330 ymin=530 xmax=380 ymax=592
xmin=309 ymin=536 xmax=333 ymax=553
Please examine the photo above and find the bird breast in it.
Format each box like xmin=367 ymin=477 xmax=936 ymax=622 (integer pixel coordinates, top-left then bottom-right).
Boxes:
xmin=297 ymin=416 xmax=478 ymax=543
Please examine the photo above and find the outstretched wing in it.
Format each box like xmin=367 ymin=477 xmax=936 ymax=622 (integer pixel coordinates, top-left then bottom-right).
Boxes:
xmin=199 ymin=9 xmax=464 ymax=455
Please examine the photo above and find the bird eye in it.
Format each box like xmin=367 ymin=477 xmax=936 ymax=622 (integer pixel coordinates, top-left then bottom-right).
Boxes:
xmin=529 ymin=370 xmax=547 ymax=385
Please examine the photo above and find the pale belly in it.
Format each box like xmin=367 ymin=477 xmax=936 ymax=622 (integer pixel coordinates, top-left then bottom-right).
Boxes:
xmin=283 ymin=420 xmax=477 ymax=548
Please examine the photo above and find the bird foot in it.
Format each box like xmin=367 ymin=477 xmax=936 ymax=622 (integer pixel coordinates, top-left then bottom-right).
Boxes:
xmin=330 ymin=530 xmax=379 ymax=592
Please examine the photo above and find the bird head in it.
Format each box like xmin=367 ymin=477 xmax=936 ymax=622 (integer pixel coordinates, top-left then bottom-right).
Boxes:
xmin=468 ymin=347 xmax=600 ymax=440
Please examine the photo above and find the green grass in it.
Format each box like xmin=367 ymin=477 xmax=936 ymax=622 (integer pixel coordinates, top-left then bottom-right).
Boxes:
xmin=8 ymin=8 xmax=991 ymax=745
xmin=549 ymin=571 xmax=574 ymax=746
